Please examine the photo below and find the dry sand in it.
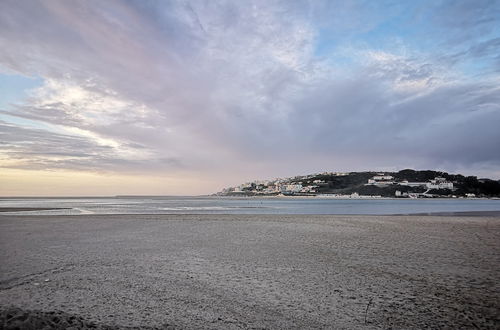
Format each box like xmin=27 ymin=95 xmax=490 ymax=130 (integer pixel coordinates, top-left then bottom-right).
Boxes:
xmin=0 ymin=214 xmax=499 ymax=329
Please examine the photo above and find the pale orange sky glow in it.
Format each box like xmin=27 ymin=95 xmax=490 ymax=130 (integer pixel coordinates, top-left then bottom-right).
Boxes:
xmin=0 ymin=169 xmax=222 ymax=196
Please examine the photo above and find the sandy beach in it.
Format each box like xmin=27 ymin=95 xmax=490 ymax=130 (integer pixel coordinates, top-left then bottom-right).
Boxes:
xmin=0 ymin=214 xmax=499 ymax=329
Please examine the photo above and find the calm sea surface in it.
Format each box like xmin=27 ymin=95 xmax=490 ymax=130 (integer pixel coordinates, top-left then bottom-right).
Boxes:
xmin=1 ymin=196 xmax=500 ymax=215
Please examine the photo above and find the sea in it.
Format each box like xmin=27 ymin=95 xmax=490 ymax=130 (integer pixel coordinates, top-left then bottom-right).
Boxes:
xmin=1 ymin=196 xmax=500 ymax=215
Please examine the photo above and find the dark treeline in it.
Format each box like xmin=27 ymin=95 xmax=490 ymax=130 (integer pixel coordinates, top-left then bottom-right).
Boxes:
xmin=289 ymin=169 xmax=500 ymax=197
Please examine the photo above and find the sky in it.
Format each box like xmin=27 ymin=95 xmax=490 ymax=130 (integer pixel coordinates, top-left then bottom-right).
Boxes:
xmin=0 ymin=0 xmax=499 ymax=196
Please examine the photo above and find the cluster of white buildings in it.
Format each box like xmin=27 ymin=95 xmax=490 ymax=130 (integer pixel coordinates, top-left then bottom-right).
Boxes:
xmin=220 ymin=172 xmax=458 ymax=198
xmin=221 ymin=172 xmax=349 ymax=195
xmin=366 ymin=174 xmax=454 ymax=190
xmin=367 ymin=175 xmax=395 ymax=185
xmin=228 ymin=182 xmax=317 ymax=195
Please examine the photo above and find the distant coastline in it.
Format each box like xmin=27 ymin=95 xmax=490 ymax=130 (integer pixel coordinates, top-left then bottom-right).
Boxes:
xmin=213 ymin=194 xmax=500 ymax=200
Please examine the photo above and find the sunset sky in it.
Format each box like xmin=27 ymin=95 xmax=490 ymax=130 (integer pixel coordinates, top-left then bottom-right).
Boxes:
xmin=1 ymin=0 xmax=499 ymax=196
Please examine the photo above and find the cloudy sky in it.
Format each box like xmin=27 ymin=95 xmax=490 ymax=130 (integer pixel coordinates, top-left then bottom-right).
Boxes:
xmin=1 ymin=0 xmax=499 ymax=196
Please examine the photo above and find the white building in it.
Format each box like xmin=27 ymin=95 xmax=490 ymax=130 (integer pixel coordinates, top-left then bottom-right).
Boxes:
xmin=367 ymin=174 xmax=394 ymax=186
xmin=426 ymin=177 xmax=453 ymax=190
xmin=263 ymin=186 xmax=279 ymax=194
xmin=301 ymin=185 xmax=318 ymax=193
xmin=279 ymin=184 xmax=303 ymax=193
xmin=399 ymin=180 xmax=427 ymax=187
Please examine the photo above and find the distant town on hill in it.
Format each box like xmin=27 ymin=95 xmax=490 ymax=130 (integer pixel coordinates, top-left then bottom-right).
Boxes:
xmin=216 ymin=169 xmax=500 ymax=198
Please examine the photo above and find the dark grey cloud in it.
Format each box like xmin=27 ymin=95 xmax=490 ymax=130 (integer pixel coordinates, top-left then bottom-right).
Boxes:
xmin=286 ymin=63 xmax=500 ymax=164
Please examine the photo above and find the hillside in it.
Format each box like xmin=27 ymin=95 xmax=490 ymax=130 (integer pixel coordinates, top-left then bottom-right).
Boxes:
xmin=217 ymin=169 xmax=500 ymax=198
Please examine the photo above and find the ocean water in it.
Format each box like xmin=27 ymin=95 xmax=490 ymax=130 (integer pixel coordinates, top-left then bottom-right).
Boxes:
xmin=1 ymin=196 xmax=500 ymax=215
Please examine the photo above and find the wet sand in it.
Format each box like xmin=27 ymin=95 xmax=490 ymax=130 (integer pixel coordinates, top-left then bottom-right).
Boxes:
xmin=0 ymin=207 xmax=70 ymax=213
xmin=0 ymin=214 xmax=499 ymax=329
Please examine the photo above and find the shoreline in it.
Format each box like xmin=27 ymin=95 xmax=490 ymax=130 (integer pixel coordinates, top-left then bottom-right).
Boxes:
xmin=1 ymin=195 xmax=499 ymax=200
xmin=1 ymin=208 xmax=500 ymax=217
xmin=392 ymin=210 xmax=500 ymax=217
xmin=216 ymin=195 xmax=500 ymax=200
